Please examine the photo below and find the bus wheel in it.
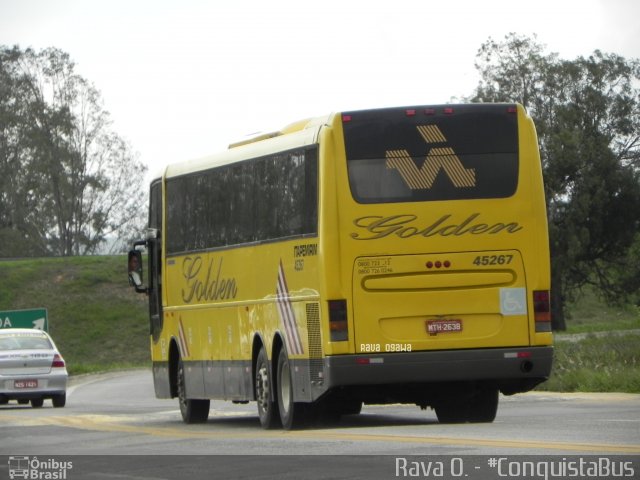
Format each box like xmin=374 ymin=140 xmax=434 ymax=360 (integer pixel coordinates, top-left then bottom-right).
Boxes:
xmin=435 ymin=385 xmax=498 ymax=424
xmin=255 ymin=347 xmax=279 ymax=429
xmin=468 ymin=385 xmax=498 ymax=423
xmin=277 ymin=348 xmax=310 ymax=430
xmin=177 ymin=359 xmax=210 ymax=424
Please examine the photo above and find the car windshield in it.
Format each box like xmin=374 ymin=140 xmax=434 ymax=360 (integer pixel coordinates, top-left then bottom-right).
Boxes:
xmin=0 ymin=333 xmax=52 ymax=350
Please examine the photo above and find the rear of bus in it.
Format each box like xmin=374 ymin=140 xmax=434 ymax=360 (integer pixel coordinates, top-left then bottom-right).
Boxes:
xmin=320 ymin=104 xmax=552 ymax=422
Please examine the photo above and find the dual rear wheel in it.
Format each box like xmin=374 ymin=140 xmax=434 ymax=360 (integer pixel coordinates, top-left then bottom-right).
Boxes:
xmin=255 ymin=347 xmax=310 ymax=430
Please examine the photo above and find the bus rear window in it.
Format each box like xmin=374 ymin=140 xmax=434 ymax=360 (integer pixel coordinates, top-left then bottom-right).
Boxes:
xmin=343 ymin=105 xmax=519 ymax=203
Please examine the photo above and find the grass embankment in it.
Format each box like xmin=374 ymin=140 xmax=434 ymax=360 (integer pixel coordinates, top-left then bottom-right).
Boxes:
xmin=0 ymin=256 xmax=638 ymax=391
xmin=539 ymin=294 xmax=640 ymax=392
xmin=0 ymin=256 xmax=149 ymax=374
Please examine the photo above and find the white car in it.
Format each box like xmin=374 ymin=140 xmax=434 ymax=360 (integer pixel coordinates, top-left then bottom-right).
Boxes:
xmin=0 ymin=328 xmax=68 ymax=408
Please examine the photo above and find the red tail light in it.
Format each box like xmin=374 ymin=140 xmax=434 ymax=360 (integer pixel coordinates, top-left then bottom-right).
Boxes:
xmin=533 ymin=290 xmax=551 ymax=332
xmin=52 ymin=354 xmax=66 ymax=368
xmin=328 ymin=300 xmax=348 ymax=341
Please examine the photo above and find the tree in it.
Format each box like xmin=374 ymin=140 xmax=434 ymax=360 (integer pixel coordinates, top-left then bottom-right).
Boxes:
xmin=472 ymin=34 xmax=640 ymax=330
xmin=0 ymin=46 xmax=147 ymax=256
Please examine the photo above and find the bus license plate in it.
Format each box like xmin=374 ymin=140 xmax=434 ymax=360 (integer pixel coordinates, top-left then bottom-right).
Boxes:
xmin=426 ymin=319 xmax=462 ymax=335
xmin=14 ymin=379 xmax=38 ymax=389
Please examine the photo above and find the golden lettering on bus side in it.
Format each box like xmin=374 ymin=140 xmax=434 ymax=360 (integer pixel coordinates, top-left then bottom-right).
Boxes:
xmin=181 ymin=256 xmax=239 ymax=303
xmin=350 ymin=214 xmax=523 ymax=240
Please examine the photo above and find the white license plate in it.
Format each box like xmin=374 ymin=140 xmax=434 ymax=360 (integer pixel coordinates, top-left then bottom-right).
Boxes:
xmin=14 ymin=379 xmax=38 ymax=389
xmin=426 ymin=319 xmax=463 ymax=335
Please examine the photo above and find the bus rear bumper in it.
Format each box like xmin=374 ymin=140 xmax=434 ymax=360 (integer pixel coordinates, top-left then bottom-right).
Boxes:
xmin=324 ymin=346 xmax=553 ymax=395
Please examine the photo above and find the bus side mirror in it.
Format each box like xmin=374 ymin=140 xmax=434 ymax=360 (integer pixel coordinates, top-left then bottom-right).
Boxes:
xmin=128 ymin=249 xmax=147 ymax=294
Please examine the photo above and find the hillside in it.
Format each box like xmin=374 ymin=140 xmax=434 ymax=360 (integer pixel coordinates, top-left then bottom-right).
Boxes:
xmin=0 ymin=256 xmax=149 ymax=374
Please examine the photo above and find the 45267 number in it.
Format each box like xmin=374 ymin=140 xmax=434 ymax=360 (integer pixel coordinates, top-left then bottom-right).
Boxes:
xmin=473 ymin=254 xmax=513 ymax=266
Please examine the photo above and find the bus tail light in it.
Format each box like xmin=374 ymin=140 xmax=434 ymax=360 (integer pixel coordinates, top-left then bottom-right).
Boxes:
xmin=533 ymin=290 xmax=551 ymax=332
xmin=328 ymin=300 xmax=348 ymax=341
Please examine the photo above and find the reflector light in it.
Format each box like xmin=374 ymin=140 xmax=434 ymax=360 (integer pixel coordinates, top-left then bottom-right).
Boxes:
xmin=443 ymin=107 xmax=454 ymax=114
xmin=435 ymin=261 xmax=442 ymax=268
xmin=356 ymin=357 xmax=384 ymax=364
xmin=504 ymin=351 xmax=532 ymax=358
xmin=426 ymin=261 xmax=433 ymax=268
xmin=342 ymin=114 xmax=352 ymax=123
xmin=443 ymin=260 xmax=451 ymax=268
xmin=406 ymin=109 xmax=416 ymax=116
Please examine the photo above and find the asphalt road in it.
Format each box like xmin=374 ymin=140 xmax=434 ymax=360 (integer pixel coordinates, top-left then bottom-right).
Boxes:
xmin=1 ymin=369 xmax=639 ymax=479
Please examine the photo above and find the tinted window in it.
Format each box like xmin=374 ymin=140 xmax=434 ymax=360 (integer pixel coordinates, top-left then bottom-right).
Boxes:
xmin=149 ymin=180 xmax=162 ymax=230
xmin=166 ymin=147 xmax=318 ymax=254
xmin=344 ymin=105 xmax=519 ymax=203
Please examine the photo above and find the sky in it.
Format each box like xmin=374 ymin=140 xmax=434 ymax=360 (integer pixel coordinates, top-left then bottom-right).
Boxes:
xmin=1 ymin=0 xmax=639 ymax=177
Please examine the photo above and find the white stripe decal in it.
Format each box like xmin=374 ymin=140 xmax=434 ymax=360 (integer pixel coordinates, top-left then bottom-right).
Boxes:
xmin=178 ymin=317 xmax=190 ymax=358
xmin=276 ymin=260 xmax=304 ymax=355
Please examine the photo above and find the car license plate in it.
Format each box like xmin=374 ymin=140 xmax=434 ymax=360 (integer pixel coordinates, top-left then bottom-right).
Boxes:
xmin=426 ymin=319 xmax=463 ymax=335
xmin=14 ymin=379 xmax=38 ymax=389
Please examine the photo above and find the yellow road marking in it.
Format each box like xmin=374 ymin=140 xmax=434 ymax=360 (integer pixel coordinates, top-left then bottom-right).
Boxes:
xmin=2 ymin=413 xmax=639 ymax=453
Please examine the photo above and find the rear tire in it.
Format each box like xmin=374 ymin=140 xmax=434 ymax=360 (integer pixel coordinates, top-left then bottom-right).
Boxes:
xmin=277 ymin=348 xmax=310 ymax=430
xmin=52 ymin=393 xmax=66 ymax=408
xmin=177 ymin=359 xmax=210 ymax=423
xmin=469 ymin=385 xmax=498 ymax=423
xmin=255 ymin=347 xmax=280 ymax=429
xmin=435 ymin=384 xmax=498 ymax=424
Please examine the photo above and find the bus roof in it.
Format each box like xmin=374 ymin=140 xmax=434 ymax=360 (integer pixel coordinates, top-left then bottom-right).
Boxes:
xmin=164 ymin=114 xmax=331 ymax=179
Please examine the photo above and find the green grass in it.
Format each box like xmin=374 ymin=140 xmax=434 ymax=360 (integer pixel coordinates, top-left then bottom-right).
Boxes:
xmin=563 ymin=290 xmax=640 ymax=333
xmin=0 ymin=256 xmax=149 ymax=374
xmin=539 ymin=333 xmax=640 ymax=392
xmin=536 ymin=289 xmax=640 ymax=393
xmin=0 ymin=257 xmax=638 ymax=392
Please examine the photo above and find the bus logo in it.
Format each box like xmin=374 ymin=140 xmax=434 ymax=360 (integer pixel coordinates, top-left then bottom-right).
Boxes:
xmin=385 ymin=125 xmax=476 ymax=189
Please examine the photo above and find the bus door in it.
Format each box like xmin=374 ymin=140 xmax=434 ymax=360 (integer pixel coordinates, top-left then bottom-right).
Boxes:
xmin=148 ymin=179 xmax=163 ymax=342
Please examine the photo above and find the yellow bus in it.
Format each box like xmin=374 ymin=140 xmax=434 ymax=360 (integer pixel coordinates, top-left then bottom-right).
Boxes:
xmin=128 ymin=103 xmax=553 ymax=429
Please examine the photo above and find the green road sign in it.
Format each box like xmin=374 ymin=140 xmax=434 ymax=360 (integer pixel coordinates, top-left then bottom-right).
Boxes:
xmin=0 ymin=308 xmax=48 ymax=331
